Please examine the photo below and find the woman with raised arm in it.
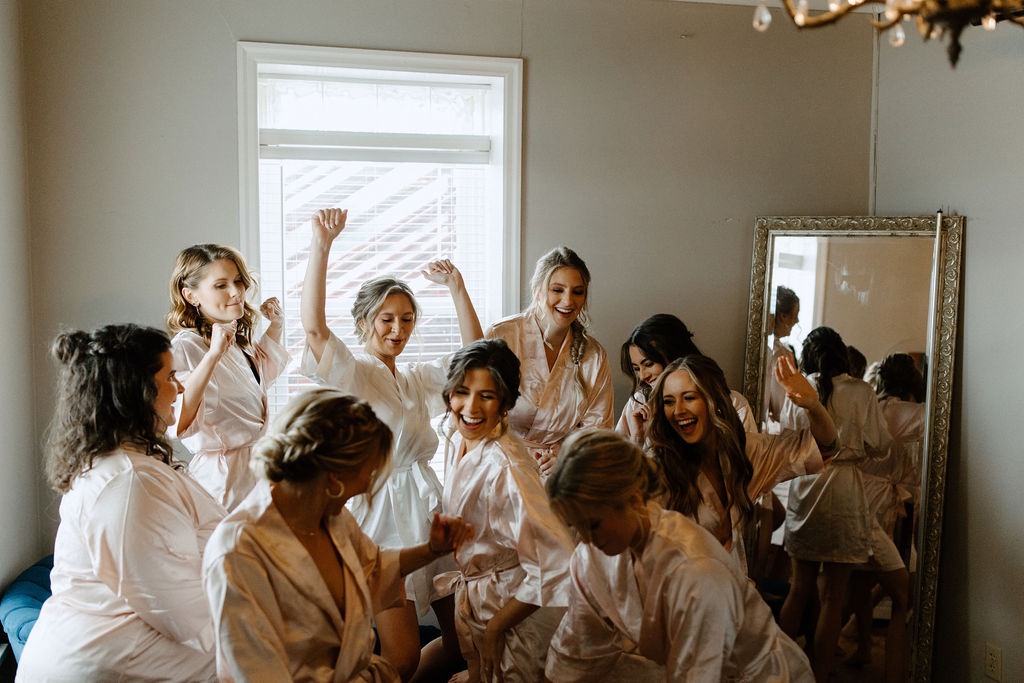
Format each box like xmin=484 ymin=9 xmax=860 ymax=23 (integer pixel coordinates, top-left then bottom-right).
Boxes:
xmin=617 ymin=313 xmax=756 ymax=444
xmin=204 ymin=389 xmax=472 ymax=682
xmin=17 ymin=324 xmax=224 ymax=682
xmin=168 ymin=243 xmax=289 ymax=511
xmin=301 ymin=207 xmax=482 ymax=680
xmin=644 ymin=354 xmax=838 ymax=574
xmin=485 ymin=246 xmax=613 ymax=478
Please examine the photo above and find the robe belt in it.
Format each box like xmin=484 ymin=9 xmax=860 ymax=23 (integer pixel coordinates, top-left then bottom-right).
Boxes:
xmin=433 ymin=556 xmax=520 ymax=597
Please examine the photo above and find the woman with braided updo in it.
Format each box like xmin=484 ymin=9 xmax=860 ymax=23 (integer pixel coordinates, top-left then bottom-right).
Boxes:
xmin=203 ymin=389 xmax=473 ymax=682
xmin=17 ymin=324 xmax=224 ymax=682
xmin=485 ymin=246 xmax=614 ymax=478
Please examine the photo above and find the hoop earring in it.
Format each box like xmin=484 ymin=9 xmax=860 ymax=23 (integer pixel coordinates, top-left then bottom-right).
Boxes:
xmin=326 ymin=481 xmax=345 ymax=499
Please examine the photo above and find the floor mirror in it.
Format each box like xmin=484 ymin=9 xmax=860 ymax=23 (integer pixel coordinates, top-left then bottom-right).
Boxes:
xmin=740 ymin=215 xmax=963 ymax=682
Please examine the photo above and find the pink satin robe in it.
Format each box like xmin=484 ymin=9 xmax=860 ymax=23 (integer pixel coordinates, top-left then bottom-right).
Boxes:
xmin=300 ymin=331 xmax=450 ymax=613
xmin=860 ymin=397 xmax=925 ymax=534
xmin=172 ymin=329 xmax=289 ymax=511
xmin=485 ymin=312 xmax=613 ymax=463
xmin=17 ymin=449 xmax=225 ymax=682
xmin=546 ymin=503 xmax=813 ymax=682
xmin=435 ymin=430 xmax=574 ymax=680
xmin=203 ymin=482 xmax=405 ymax=682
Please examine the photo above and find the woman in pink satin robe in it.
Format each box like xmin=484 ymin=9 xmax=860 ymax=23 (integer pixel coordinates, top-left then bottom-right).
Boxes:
xmin=544 ymin=429 xmax=813 ymax=682
xmin=435 ymin=339 xmax=574 ymax=682
xmin=167 ymin=243 xmax=289 ymax=511
xmin=18 ymin=324 xmax=225 ymax=682
xmin=485 ymin=246 xmax=613 ymax=478
xmin=204 ymin=389 xmax=473 ymax=682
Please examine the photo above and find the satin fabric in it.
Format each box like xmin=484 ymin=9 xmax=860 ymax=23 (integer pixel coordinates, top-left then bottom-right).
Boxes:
xmin=203 ymin=482 xmax=404 ymax=682
xmin=546 ymin=503 xmax=813 ymax=682
xmin=485 ymin=312 xmax=613 ymax=464
xmin=692 ymin=429 xmax=823 ymax=573
xmin=17 ymin=449 xmax=225 ymax=682
xmin=300 ymin=331 xmax=450 ymax=614
xmin=860 ymin=397 xmax=925 ymax=534
xmin=434 ymin=430 xmax=574 ymax=680
xmin=782 ymin=374 xmax=899 ymax=565
xmin=763 ymin=338 xmax=796 ymax=433
xmin=172 ymin=330 xmax=289 ymax=511
xmin=616 ymin=389 xmax=757 ymax=440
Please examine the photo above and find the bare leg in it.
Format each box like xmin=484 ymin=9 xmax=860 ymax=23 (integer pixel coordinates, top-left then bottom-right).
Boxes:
xmin=844 ymin=572 xmax=874 ymax=667
xmin=411 ymin=595 xmax=465 ymax=682
xmin=813 ymin=562 xmax=853 ymax=683
xmin=780 ymin=559 xmax=819 ymax=639
xmin=376 ymin=601 xmax=421 ymax=682
xmin=876 ymin=567 xmax=909 ymax=683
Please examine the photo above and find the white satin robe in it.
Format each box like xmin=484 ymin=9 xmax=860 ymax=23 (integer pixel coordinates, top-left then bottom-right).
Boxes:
xmin=435 ymin=430 xmax=574 ymax=680
xmin=616 ymin=389 xmax=757 ymax=441
xmin=860 ymin=397 xmax=925 ymax=534
xmin=203 ymin=482 xmax=405 ymax=682
xmin=546 ymin=503 xmax=813 ymax=683
xmin=172 ymin=329 xmax=289 ymax=511
xmin=17 ymin=449 xmax=225 ymax=682
xmin=763 ymin=338 xmax=795 ymax=433
xmin=485 ymin=313 xmax=613 ymax=463
xmin=300 ymin=331 xmax=449 ymax=613
xmin=782 ymin=374 xmax=900 ymax=567
xmin=693 ymin=429 xmax=823 ymax=573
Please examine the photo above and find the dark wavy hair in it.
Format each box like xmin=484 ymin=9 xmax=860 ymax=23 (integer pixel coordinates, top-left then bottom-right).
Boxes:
xmin=46 ymin=324 xmax=178 ymax=493
xmin=876 ymin=353 xmax=925 ymax=403
xmin=442 ymin=338 xmax=521 ymax=441
xmin=619 ymin=314 xmax=702 ymax=400
xmin=645 ymin=355 xmax=754 ymax=529
xmin=799 ymin=326 xmax=849 ymax=407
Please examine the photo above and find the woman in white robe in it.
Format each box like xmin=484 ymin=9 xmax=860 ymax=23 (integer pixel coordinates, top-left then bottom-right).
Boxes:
xmin=18 ymin=324 xmax=224 ymax=682
xmin=301 ymin=207 xmax=483 ymax=679
xmin=485 ymin=246 xmax=613 ymax=477
xmin=778 ymin=326 xmax=906 ymax=683
xmin=643 ymin=354 xmax=837 ymax=575
xmin=543 ymin=429 xmax=813 ymax=683
xmin=204 ymin=389 xmax=473 ymax=683
xmin=167 ymin=243 xmax=289 ymax=511
xmin=616 ymin=313 xmax=756 ymax=442
xmin=434 ymin=339 xmax=575 ymax=682
xmin=763 ymin=286 xmax=800 ymax=433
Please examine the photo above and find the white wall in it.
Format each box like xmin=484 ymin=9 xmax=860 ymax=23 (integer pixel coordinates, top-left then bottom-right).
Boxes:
xmin=0 ymin=0 xmax=41 ymax=587
xmin=874 ymin=26 xmax=1024 ymax=682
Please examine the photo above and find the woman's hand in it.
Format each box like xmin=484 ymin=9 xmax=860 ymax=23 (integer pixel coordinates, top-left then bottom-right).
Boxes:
xmin=421 ymin=259 xmax=464 ymax=291
xmin=774 ymin=355 xmax=820 ymax=409
xmin=480 ymin=622 xmax=509 ymax=683
xmin=625 ymin=403 xmax=649 ymax=444
xmin=259 ymin=297 xmax=284 ymax=325
xmin=209 ymin=321 xmax=236 ymax=359
xmin=534 ymin=447 xmax=558 ymax=477
xmin=311 ymin=208 xmax=348 ymax=246
xmin=428 ymin=514 xmax=474 ymax=556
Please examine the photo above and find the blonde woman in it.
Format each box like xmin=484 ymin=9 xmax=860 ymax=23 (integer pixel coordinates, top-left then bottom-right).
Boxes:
xmin=485 ymin=246 xmax=613 ymax=477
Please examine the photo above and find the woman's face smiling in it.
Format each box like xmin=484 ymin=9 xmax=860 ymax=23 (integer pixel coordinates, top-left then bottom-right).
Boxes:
xmin=448 ymin=368 xmax=503 ymax=450
xmin=541 ymin=267 xmax=586 ymax=331
xmin=629 ymin=345 xmax=665 ymax=389
xmin=182 ymin=258 xmax=247 ymax=325
xmin=661 ymin=369 xmax=711 ymax=446
xmin=365 ymin=293 xmax=416 ymax=362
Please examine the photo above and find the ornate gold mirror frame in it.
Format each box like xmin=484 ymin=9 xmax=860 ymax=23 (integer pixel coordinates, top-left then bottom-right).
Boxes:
xmin=740 ymin=215 xmax=963 ymax=682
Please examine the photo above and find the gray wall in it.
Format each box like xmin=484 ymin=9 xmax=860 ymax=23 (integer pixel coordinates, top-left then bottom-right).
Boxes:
xmin=0 ymin=0 xmax=40 ymax=588
xmin=874 ymin=26 xmax=1024 ymax=682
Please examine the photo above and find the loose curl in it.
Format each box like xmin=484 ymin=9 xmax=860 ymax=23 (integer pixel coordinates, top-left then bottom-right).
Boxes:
xmin=46 ymin=324 xmax=179 ymax=493
xmin=442 ymin=338 xmax=521 ymax=442
xmin=619 ymin=314 xmax=702 ymax=401
xmin=251 ymin=389 xmax=393 ymax=504
xmin=546 ymin=428 xmax=663 ymax=543
xmin=167 ymin=244 xmax=259 ymax=350
xmin=799 ymin=327 xmax=849 ymax=407
xmin=351 ymin=277 xmax=420 ymax=344
xmin=645 ymin=355 xmax=754 ymax=529
xmin=528 ymin=246 xmax=592 ymax=422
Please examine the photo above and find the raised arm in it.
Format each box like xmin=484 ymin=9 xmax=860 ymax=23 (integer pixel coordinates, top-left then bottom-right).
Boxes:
xmin=259 ymin=296 xmax=284 ymax=345
xmin=176 ymin=322 xmax=234 ymax=436
xmin=301 ymin=208 xmax=347 ymax=363
xmin=421 ymin=259 xmax=483 ymax=345
xmin=775 ymin=355 xmax=839 ymax=456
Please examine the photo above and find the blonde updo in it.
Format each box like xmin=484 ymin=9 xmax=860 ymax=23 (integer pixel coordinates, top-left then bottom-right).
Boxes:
xmin=351 ymin=276 xmax=420 ymax=343
xmin=251 ymin=389 xmax=392 ymax=501
xmin=546 ymin=428 xmax=663 ymax=543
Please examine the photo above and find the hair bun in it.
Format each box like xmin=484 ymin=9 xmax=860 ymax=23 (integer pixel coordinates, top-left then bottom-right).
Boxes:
xmin=52 ymin=330 xmax=91 ymax=363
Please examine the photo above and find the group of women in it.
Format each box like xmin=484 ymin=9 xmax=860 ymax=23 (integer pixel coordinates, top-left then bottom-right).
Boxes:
xmin=15 ymin=206 xmax=919 ymax=682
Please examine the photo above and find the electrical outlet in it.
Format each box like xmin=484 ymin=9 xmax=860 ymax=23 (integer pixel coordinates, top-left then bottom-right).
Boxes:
xmin=985 ymin=642 xmax=1002 ymax=681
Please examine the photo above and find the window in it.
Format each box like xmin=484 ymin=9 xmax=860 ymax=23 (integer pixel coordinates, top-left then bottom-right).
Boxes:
xmin=237 ymin=43 xmax=522 ymax=422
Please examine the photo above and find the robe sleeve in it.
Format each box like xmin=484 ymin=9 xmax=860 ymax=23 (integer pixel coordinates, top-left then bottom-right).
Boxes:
xmin=745 ymin=430 xmax=824 ymax=500
xmin=730 ymin=390 xmax=758 ymax=434
xmin=862 ymin=392 xmax=893 ymax=460
xmin=341 ymin=511 xmax=406 ymax=613
xmin=255 ymin=331 xmax=290 ymax=385
xmin=579 ymin=344 xmax=614 ymax=430
xmin=170 ymin=332 xmax=210 ymax=439
xmin=87 ymin=468 xmax=215 ymax=650
xmin=298 ymin=330 xmax=363 ymax=392
xmin=203 ymin=542 xmax=293 ymax=682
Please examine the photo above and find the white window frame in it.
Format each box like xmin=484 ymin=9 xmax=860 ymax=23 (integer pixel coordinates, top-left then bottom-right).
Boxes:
xmin=236 ymin=41 xmax=522 ymax=314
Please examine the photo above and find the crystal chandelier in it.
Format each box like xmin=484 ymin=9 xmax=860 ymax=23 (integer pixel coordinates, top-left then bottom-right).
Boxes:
xmin=752 ymin=0 xmax=1024 ymax=66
